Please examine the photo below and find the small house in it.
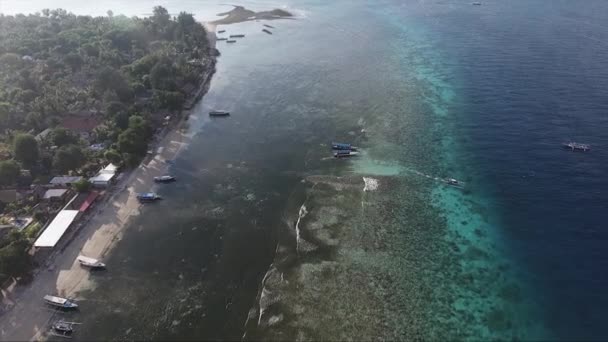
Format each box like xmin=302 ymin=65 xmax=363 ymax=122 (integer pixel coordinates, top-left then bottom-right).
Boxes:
xmin=49 ymin=176 xmax=83 ymax=187
xmin=60 ymin=115 xmax=101 ymax=141
xmin=42 ymin=188 xmax=69 ymax=202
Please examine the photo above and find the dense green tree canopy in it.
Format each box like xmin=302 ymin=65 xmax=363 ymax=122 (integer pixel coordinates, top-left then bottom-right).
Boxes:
xmin=13 ymin=133 xmax=38 ymax=168
xmin=53 ymin=144 xmax=85 ymax=173
xmin=0 ymin=6 xmax=213 ymax=172
xmin=0 ymin=160 xmax=20 ymax=185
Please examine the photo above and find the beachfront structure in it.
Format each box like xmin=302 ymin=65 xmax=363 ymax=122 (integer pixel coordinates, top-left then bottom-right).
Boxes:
xmin=89 ymin=163 xmax=118 ymax=187
xmin=49 ymin=176 xmax=83 ymax=187
xmin=34 ymin=210 xmax=79 ymax=248
xmin=42 ymin=188 xmax=69 ymax=202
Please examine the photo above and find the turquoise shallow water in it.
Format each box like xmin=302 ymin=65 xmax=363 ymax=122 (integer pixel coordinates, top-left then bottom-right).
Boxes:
xmin=3 ymin=0 xmax=607 ymax=340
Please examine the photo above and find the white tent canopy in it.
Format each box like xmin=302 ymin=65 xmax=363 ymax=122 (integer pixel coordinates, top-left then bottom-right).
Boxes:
xmin=34 ymin=210 xmax=79 ymax=247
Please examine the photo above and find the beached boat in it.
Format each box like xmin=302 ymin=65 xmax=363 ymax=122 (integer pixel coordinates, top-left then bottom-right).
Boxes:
xmin=333 ymin=150 xmax=359 ymax=158
xmin=226 ymin=40 xmax=237 ymax=43
xmin=229 ymin=34 xmax=245 ymax=38
xmin=331 ymin=142 xmax=358 ymax=151
xmin=262 ymin=29 xmax=273 ymax=35
xmin=44 ymin=295 xmax=78 ymax=309
xmin=154 ymin=175 xmax=176 ymax=183
xmin=77 ymin=255 xmax=106 ymax=269
xmin=137 ymin=192 xmax=162 ymax=202
xmin=562 ymin=142 xmax=590 ymax=151
xmin=263 ymin=24 xmax=275 ymax=28
xmin=209 ymin=111 xmax=230 ymax=116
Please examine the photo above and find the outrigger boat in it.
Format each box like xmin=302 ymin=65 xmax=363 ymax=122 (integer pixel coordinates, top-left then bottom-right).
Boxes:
xmin=333 ymin=150 xmax=359 ymax=158
xmin=136 ymin=192 xmax=162 ymax=202
xmin=331 ymin=142 xmax=358 ymax=151
xmin=44 ymin=295 xmax=78 ymax=309
xmin=562 ymin=142 xmax=590 ymax=151
xmin=209 ymin=110 xmax=230 ymax=116
xmin=77 ymin=255 xmax=106 ymax=269
xmin=154 ymin=175 xmax=176 ymax=183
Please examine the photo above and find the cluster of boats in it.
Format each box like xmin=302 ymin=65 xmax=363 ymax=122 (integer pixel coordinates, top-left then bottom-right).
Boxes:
xmin=136 ymin=175 xmax=177 ymax=203
xmin=43 ymin=254 xmax=106 ymax=337
xmin=332 ymin=142 xmax=359 ymax=158
xmin=216 ymin=30 xmax=245 ymax=44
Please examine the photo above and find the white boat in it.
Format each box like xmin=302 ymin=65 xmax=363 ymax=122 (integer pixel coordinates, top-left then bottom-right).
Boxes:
xmin=333 ymin=150 xmax=359 ymax=158
xmin=43 ymin=295 xmax=78 ymax=309
xmin=77 ymin=255 xmax=106 ymax=269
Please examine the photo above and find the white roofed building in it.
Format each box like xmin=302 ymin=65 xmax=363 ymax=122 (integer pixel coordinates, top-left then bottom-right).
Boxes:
xmin=34 ymin=210 xmax=79 ymax=248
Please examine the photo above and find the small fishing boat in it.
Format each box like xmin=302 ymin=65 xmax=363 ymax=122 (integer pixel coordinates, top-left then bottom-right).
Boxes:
xmin=562 ymin=142 xmax=590 ymax=151
xmin=446 ymin=178 xmax=460 ymax=186
xmin=154 ymin=175 xmax=176 ymax=183
xmin=226 ymin=40 xmax=237 ymax=43
xmin=137 ymin=192 xmax=162 ymax=202
xmin=50 ymin=320 xmax=81 ymax=338
xmin=209 ymin=111 xmax=230 ymax=116
xmin=52 ymin=321 xmax=74 ymax=335
xmin=333 ymin=150 xmax=359 ymax=158
xmin=77 ymin=256 xmax=106 ymax=269
xmin=229 ymin=34 xmax=245 ymax=38
xmin=218 ymin=30 xmax=226 ymax=33
xmin=331 ymin=142 xmax=358 ymax=151
xmin=217 ymin=38 xmax=228 ymax=41
xmin=44 ymin=295 xmax=78 ymax=309
xmin=262 ymin=29 xmax=273 ymax=35
xmin=471 ymin=2 xmax=482 ymax=5
xmin=263 ymin=24 xmax=275 ymax=28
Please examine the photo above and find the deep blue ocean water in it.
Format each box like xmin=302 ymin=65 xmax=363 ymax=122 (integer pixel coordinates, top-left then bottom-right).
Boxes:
xmin=387 ymin=1 xmax=608 ymax=339
xmin=2 ymin=0 xmax=607 ymax=340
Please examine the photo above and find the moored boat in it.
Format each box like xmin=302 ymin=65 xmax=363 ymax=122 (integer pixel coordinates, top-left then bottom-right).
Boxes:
xmin=446 ymin=178 xmax=460 ymax=186
xmin=562 ymin=142 xmax=590 ymax=151
xmin=217 ymin=38 xmax=228 ymax=41
xmin=263 ymin=24 xmax=275 ymax=28
xmin=262 ymin=29 xmax=273 ymax=35
xmin=137 ymin=192 xmax=162 ymax=202
xmin=52 ymin=321 xmax=74 ymax=334
xmin=331 ymin=142 xmax=358 ymax=151
xmin=44 ymin=295 xmax=78 ymax=309
xmin=226 ymin=40 xmax=237 ymax=43
xmin=218 ymin=30 xmax=226 ymax=33
xmin=229 ymin=34 xmax=245 ymax=38
xmin=77 ymin=255 xmax=106 ymax=269
xmin=154 ymin=175 xmax=176 ymax=183
xmin=333 ymin=150 xmax=359 ymax=158
xmin=209 ymin=110 xmax=230 ymax=116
